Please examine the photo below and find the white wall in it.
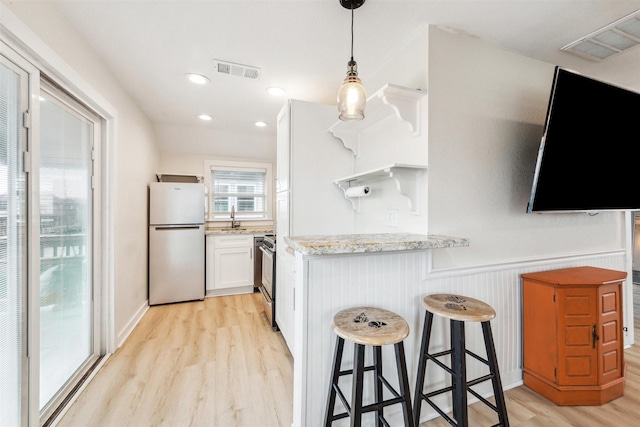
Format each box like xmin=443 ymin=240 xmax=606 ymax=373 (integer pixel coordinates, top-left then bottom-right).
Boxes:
xmin=156 ymin=122 xmax=276 ymax=163
xmin=157 ymin=124 xmax=276 ymax=178
xmin=158 ymin=151 xmax=274 ymax=177
xmin=2 ymin=1 xmax=160 ymax=346
xmin=366 ymin=24 xmax=429 ymax=95
xmin=427 ymin=26 xmax=625 ymax=269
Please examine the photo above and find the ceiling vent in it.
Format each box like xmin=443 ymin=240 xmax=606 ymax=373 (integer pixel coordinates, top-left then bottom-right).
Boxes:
xmin=562 ymin=10 xmax=640 ymax=61
xmin=213 ymin=59 xmax=261 ymax=80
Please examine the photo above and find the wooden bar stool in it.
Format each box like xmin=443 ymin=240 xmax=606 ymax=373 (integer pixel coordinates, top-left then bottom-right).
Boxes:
xmin=413 ymin=294 xmax=509 ymax=426
xmin=324 ymin=306 xmax=415 ymax=427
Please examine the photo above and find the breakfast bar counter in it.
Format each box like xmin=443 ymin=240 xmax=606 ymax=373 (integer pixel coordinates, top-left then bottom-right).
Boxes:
xmin=285 ymin=233 xmax=469 ymax=255
xmin=281 ymin=233 xmax=469 ymax=427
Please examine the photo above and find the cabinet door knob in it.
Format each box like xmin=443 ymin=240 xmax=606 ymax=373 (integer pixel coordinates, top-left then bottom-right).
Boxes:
xmin=592 ymin=324 xmax=599 ymax=349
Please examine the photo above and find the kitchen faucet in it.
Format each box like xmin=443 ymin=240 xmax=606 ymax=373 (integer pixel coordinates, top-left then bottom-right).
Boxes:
xmin=230 ymin=205 xmax=240 ymax=228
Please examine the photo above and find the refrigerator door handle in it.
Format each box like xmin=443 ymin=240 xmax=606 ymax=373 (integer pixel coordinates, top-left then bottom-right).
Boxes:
xmin=153 ymin=225 xmax=201 ymax=231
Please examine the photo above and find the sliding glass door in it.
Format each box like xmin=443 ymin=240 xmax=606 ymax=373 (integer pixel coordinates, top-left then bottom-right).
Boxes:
xmin=0 ymin=49 xmax=29 ymax=427
xmin=1 ymin=37 xmax=104 ymax=427
xmin=38 ymin=81 xmax=100 ymax=421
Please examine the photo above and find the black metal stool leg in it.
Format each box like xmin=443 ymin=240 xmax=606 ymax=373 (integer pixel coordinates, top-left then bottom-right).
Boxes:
xmin=373 ymin=346 xmax=384 ymax=427
xmin=350 ymin=343 xmax=366 ymax=427
xmin=324 ymin=336 xmax=345 ymax=427
xmin=413 ymin=311 xmax=433 ymax=426
xmin=482 ymin=321 xmax=510 ymax=427
xmin=451 ymin=319 xmax=468 ymax=427
xmin=395 ymin=341 xmax=415 ymax=427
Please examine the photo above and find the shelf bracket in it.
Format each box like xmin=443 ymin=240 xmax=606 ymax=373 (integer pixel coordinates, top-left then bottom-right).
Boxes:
xmin=375 ymin=85 xmax=424 ymax=137
xmin=389 ymin=168 xmax=423 ymax=215
xmin=330 ymin=129 xmax=360 ymax=158
xmin=335 ymin=181 xmax=361 ymax=212
xmin=328 ymin=84 xmax=427 ymax=158
xmin=333 ymin=164 xmax=426 ymax=215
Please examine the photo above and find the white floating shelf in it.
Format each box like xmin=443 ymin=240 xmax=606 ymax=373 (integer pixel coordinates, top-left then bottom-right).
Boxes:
xmin=334 ymin=164 xmax=427 ymax=213
xmin=329 ymin=84 xmax=427 ymax=156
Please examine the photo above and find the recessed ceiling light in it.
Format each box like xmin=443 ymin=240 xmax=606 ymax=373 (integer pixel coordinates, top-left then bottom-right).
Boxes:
xmin=254 ymin=121 xmax=267 ymax=127
xmin=186 ymin=73 xmax=210 ymax=85
xmin=199 ymin=114 xmax=213 ymax=121
xmin=266 ymin=87 xmax=286 ymax=97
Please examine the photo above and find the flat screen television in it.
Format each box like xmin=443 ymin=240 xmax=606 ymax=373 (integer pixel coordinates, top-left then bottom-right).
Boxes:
xmin=527 ymin=66 xmax=640 ymax=213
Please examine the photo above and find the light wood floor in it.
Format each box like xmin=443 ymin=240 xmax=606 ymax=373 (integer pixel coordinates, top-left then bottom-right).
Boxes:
xmin=58 ymin=291 xmax=640 ymax=427
xmin=57 ymin=292 xmax=293 ymax=427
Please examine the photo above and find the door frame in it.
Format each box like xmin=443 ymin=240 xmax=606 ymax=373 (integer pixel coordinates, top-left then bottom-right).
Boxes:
xmin=625 ymin=211 xmax=635 ymax=347
xmin=0 ymin=38 xmax=39 ymax=427
xmin=37 ymin=78 xmax=103 ymax=423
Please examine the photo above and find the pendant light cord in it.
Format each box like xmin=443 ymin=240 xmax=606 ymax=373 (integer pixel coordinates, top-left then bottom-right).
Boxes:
xmin=350 ymin=5 xmax=354 ymax=61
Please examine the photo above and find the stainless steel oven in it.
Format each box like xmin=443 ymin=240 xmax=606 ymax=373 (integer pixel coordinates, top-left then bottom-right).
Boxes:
xmin=259 ymin=234 xmax=278 ymax=330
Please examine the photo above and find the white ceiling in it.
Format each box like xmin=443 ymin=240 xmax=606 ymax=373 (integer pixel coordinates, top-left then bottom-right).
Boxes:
xmin=50 ymin=0 xmax=640 ymax=152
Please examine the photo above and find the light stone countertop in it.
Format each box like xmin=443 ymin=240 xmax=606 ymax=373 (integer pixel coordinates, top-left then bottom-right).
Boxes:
xmin=285 ymin=233 xmax=469 ymax=255
xmin=205 ymin=227 xmax=274 ymax=236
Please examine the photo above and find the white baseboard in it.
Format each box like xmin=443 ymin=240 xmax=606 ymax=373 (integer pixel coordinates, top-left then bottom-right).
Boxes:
xmin=116 ymin=300 xmax=149 ymax=348
xmin=206 ymin=286 xmax=254 ymax=297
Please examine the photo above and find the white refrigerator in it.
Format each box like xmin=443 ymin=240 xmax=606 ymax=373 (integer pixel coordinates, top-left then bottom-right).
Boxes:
xmin=148 ymin=182 xmax=205 ymax=305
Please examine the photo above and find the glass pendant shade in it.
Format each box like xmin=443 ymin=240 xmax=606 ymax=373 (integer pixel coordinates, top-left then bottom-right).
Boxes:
xmin=337 ymin=60 xmax=366 ymax=121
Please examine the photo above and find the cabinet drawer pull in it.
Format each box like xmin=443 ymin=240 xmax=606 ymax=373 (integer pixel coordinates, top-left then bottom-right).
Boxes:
xmin=592 ymin=324 xmax=599 ymax=349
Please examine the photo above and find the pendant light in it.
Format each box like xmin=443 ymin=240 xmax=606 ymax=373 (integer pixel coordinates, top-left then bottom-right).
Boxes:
xmin=337 ymin=0 xmax=366 ymax=121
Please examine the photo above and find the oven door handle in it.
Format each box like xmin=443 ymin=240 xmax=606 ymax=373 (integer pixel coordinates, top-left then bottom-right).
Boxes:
xmin=259 ymin=285 xmax=272 ymax=304
xmin=259 ymin=246 xmax=274 ymax=257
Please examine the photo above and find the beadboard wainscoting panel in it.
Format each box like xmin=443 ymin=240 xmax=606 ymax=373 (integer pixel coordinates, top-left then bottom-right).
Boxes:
xmin=298 ymin=250 xmax=627 ymax=427
xmin=305 ymin=250 xmax=426 ymax=427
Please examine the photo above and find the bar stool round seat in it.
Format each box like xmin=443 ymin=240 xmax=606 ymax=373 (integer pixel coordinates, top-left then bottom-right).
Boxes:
xmin=422 ymin=294 xmax=496 ymax=322
xmin=325 ymin=306 xmax=415 ymax=427
xmin=332 ymin=306 xmax=410 ymax=346
xmin=413 ymin=294 xmax=509 ymax=427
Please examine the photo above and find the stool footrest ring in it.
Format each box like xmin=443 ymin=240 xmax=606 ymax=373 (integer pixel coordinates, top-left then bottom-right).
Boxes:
xmin=423 ymin=397 xmax=457 ymax=426
xmin=425 ymin=353 xmax=454 ymax=376
xmin=467 ymin=387 xmax=499 ymax=414
xmin=332 ymin=383 xmax=351 ymax=416
xmin=361 ymin=396 xmax=408 ymax=414
xmin=420 ymin=386 xmax=454 ymax=400
xmin=466 ymin=349 xmax=490 ymax=366
xmin=467 ymin=373 xmax=495 ymax=388
xmin=326 ymin=397 xmax=409 ymax=425
xmin=337 ymin=365 xmax=376 ymax=377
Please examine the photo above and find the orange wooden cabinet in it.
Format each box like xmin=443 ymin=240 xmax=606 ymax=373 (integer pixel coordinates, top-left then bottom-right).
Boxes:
xmin=521 ymin=266 xmax=626 ymax=405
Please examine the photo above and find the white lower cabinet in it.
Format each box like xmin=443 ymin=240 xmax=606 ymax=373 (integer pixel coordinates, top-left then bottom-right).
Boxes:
xmin=206 ymin=234 xmax=254 ymax=296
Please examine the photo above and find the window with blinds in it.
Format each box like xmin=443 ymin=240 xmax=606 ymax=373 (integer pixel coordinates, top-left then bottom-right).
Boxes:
xmin=211 ymin=169 xmax=266 ymax=218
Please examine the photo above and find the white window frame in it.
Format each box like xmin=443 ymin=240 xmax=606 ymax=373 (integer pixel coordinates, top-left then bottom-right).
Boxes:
xmin=204 ymin=159 xmax=273 ymax=222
